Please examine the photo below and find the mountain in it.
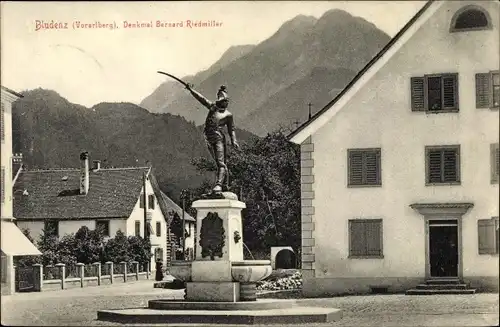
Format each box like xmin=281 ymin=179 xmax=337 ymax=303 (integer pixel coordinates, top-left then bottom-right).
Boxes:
xmin=12 ymin=88 xmax=257 ymax=201
xmin=140 ymin=44 xmax=255 ymax=116
xmin=141 ymin=9 xmax=391 ymax=135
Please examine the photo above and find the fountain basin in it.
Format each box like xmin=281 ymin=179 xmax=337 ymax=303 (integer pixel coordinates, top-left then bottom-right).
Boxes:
xmin=169 ymin=261 xmax=192 ymax=282
xmin=231 ymin=260 xmax=272 ymax=283
xmin=169 ymin=260 xmax=272 ymax=284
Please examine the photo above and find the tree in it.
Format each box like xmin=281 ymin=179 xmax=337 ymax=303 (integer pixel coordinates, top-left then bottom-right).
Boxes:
xmin=127 ymin=235 xmax=152 ymax=264
xmin=36 ymin=225 xmax=59 ymax=266
xmin=102 ymin=230 xmax=130 ymax=263
xmin=190 ymin=129 xmax=301 ymax=257
xmin=73 ymin=226 xmax=105 ymax=264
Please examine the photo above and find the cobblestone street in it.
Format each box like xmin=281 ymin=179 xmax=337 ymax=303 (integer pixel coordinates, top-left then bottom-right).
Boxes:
xmin=1 ymin=280 xmax=498 ymax=326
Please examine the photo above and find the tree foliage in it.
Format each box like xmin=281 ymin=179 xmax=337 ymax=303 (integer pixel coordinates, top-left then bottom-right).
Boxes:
xmin=190 ymin=130 xmax=301 ymax=257
xmin=20 ymin=227 xmax=152 ymax=267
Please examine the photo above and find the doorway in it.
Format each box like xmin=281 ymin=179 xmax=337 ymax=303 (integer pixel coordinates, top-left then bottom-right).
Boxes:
xmin=428 ymin=220 xmax=459 ymax=278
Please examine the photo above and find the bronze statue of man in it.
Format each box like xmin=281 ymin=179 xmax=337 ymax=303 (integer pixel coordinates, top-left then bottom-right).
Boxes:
xmin=186 ymin=84 xmax=239 ymax=193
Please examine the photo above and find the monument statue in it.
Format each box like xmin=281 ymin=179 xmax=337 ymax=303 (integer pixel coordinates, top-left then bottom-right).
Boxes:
xmin=157 ymin=71 xmax=239 ymax=196
xmin=185 ymin=84 xmax=239 ymax=194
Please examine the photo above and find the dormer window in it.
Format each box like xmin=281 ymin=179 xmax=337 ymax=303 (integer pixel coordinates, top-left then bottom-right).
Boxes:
xmin=450 ymin=5 xmax=492 ymax=32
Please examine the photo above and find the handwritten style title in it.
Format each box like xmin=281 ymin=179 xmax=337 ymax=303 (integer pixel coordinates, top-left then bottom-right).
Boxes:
xmin=34 ymin=20 xmax=223 ymax=31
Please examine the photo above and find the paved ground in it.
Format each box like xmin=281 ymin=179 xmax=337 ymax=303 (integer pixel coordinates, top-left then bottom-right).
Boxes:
xmin=1 ymin=280 xmax=498 ymax=327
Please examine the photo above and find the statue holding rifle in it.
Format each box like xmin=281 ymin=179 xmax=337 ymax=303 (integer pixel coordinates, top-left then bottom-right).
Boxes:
xmin=157 ymin=71 xmax=239 ymax=196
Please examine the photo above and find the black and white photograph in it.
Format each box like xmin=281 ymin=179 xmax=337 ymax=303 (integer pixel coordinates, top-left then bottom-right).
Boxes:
xmin=0 ymin=1 xmax=498 ymax=326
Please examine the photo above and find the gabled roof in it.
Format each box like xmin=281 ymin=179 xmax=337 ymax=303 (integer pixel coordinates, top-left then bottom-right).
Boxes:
xmin=1 ymin=86 xmax=23 ymax=98
xmin=148 ymin=170 xmax=195 ymax=223
xmin=14 ymin=167 xmax=154 ymax=220
xmin=288 ymin=0 xmax=438 ymax=144
xmin=160 ymin=191 xmax=196 ymax=222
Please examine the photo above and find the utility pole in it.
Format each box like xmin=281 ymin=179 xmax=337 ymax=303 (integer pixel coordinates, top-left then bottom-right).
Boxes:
xmin=308 ymin=103 xmax=313 ymax=120
xmin=180 ymin=189 xmax=188 ymax=260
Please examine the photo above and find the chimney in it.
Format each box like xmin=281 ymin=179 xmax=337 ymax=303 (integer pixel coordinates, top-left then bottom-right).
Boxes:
xmin=92 ymin=160 xmax=101 ymax=172
xmin=79 ymin=152 xmax=89 ymax=195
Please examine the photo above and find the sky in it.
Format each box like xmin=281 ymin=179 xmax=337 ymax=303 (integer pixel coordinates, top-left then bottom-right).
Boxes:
xmin=1 ymin=1 xmax=426 ymax=108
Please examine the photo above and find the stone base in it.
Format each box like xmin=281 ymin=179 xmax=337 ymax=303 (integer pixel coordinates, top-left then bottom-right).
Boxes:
xmin=97 ymin=306 xmax=342 ymax=325
xmin=186 ymin=282 xmax=240 ymax=302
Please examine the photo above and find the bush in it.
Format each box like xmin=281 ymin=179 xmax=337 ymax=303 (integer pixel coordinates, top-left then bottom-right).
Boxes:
xmin=256 ymin=270 xmax=302 ymax=291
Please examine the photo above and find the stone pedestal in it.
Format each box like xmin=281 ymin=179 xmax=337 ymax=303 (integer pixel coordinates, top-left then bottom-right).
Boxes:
xmin=186 ymin=282 xmax=240 ymax=302
xmin=186 ymin=198 xmax=245 ymax=302
xmin=192 ymin=199 xmax=245 ymax=263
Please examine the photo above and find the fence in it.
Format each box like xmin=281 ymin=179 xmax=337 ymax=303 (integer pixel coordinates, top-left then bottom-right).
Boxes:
xmin=19 ymin=262 xmax=151 ymax=292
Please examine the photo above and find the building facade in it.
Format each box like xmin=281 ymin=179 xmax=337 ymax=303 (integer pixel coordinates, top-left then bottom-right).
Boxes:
xmin=290 ymin=1 xmax=499 ymax=296
xmin=1 ymin=86 xmax=41 ymax=295
xmin=13 ymin=155 xmax=174 ymax=270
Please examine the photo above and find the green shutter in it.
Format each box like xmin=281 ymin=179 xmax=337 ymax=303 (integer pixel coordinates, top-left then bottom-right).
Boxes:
xmin=411 ymin=77 xmax=425 ymax=111
xmin=476 ymin=73 xmax=491 ymax=108
xmin=442 ymin=74 xmax=458 ymax=109
xmin=478 ymin=219 xmax=496 ymax=254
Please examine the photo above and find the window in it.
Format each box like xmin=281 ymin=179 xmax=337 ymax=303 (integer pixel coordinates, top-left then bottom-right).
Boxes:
xmin=478 ymin=217 xmax=499 ymax=255
xmin=148 ymin=194 xmax=155 ymax=210
xmin=491 ymin=144 xmax=499 ymax=184
xmin=1 ymin=166 xmax=4 ymax=204
xmin=1 ymin=102 xmax=4 ymax=142
xmin=139 ymin=194 xmax=145 ymax=208
xmin=96 ymin=220 xmax=110 ymax=237
xmin=44 ymin=220 xmax=59 ymax=237
xmin=156 ymin=222 xmax=161 ymax=237
xmin=411 ymin=74 xmax=458 ymax=112
xmin=476 ymin=71 xmax=499 ymax=109
xmin=348 ymin=219 xmax=383 ymax=258
xmin=425 ymin=145 xmax=460 ymax=185
xmin=347 ymin=148 xmax=381 ymax=187
xmin=450 ymin=5 xmax=492 ymax=32
xmin=135 ymin=220 xmax=141 ymax=236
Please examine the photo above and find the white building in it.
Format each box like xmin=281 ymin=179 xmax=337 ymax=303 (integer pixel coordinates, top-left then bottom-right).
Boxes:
xmin=289 ymin=1 xmax=499 ymax=296
xmin=1 ymin=86 xmax=41 ymax=295
xmin=13 ymin=153 xmax=173 ymax=270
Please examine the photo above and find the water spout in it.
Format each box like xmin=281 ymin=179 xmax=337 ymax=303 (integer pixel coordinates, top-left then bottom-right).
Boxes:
xmin=242 ymin=242 xmax=255 ymax=260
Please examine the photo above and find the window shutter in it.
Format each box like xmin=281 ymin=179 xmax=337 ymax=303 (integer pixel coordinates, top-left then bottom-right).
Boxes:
xmin=135 ymin=221 xmax=141 ymax=236
xmin=140 ymin=194 xmax=145 ymax=208
xmin=442 ymin=74 xmax=458 ymax=109
xmin=364 ymin=151 xmax=380 ymax=185
xmin=349 ymin=152 xmax=363 ymax=185
xmin=349 ymin=220 xmax=365 ymax=256
xmin=442 ymin=149 xmax=458 ymax=182
xmin=475 ymin=73 xmax=491 ymax=108
xmin=156 ymin=222 xmax=161 ymax=237
xmin=478 ymin=219 xmax=496 ymax=254
xmin=411 ymin=77 xmax=425 ymax=111
xmin=365 ymin=220 xmax=382 ymax=256
xmin=1 ymin=166 xmax=4 ymax=204
xmin=148 ymin=195 xmax=155 ymax=209
xmin=1 ymin=102 xmax=4 ymax=141
xmin=491 ymin=144 xmax=499 ymax=183
xmin=427 ymin=150 xmax=442 ymax=183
